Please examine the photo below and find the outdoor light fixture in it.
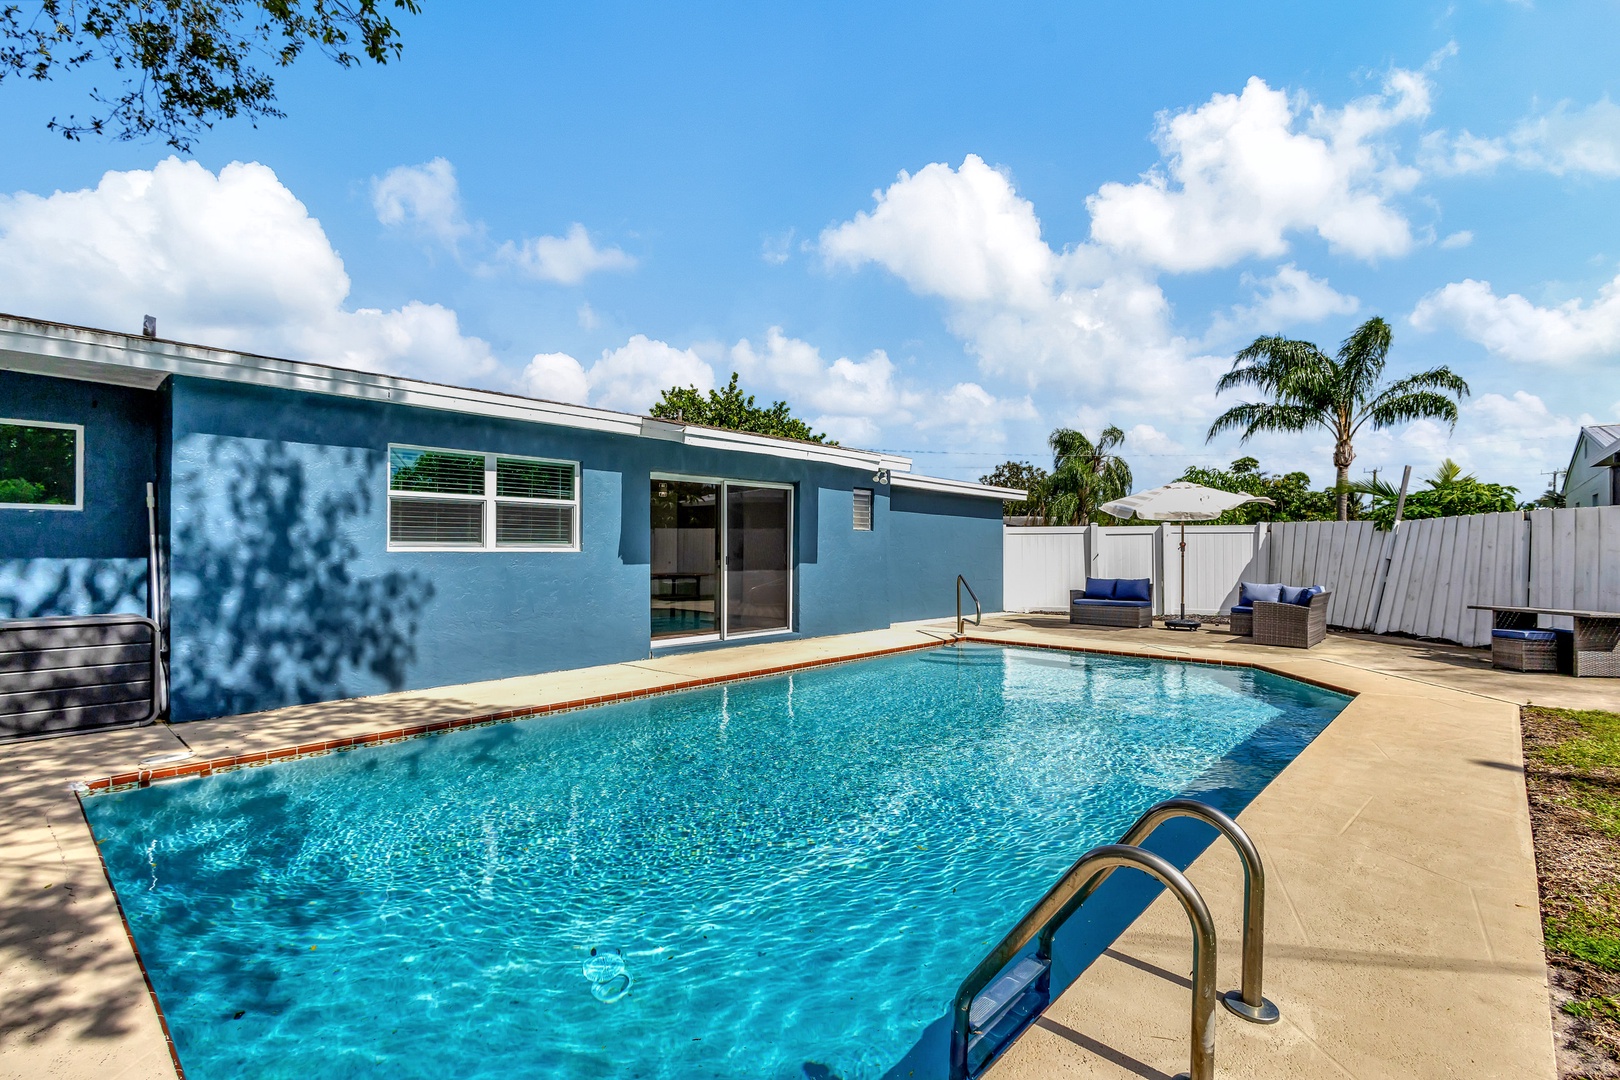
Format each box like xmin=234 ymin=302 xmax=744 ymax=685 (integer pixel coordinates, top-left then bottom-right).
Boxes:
xmin=873 ymin=468 xmax=891 ymax=485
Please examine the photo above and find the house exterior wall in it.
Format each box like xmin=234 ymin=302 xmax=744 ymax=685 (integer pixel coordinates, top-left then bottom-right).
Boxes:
xmin=1565 ymin=430 xmax=1619 ymax=507
xmin=0 ymin=370 xmax=159 ymax=618
xmin=160 ymin=376 xmax=1002 ymax=721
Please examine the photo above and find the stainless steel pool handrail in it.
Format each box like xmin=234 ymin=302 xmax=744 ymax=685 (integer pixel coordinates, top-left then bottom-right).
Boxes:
xmin=948 ymin=843 xmax=1218 ymax=1080
xmin=956 ymin=575 xmax=981 ymax=635
xmin=1035 ymin=797 xmax=1279 ymax=1025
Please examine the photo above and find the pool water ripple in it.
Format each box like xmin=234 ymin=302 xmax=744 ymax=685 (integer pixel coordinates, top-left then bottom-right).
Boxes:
xmin=84 ymin=644 xmax=1345 ymax=1080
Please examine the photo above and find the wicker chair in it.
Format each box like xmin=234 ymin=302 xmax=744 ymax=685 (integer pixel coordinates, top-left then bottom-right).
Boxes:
xmin=1490 ymin=629 xmax=1560 ymax=672
xmin=1252 ymin=591 xmax=1331 ymax=649
xmin=1229 ymin=608 xmax=1253 ymax=636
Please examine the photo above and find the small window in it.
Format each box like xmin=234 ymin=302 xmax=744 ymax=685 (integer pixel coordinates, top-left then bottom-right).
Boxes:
xmin=388 ymin=445 xmax=578 ymax=551
xmin=0 ymin=419 xmax=82 ymax=511
xmin=853 ymin=487 xmax=874 ymax=531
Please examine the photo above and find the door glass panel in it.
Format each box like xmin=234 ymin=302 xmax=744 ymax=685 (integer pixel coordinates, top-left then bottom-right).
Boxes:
xmin=725 ymin=485 xmax=791 ymax=634
xmin=651 ymin=481 xmax=720 ymax=639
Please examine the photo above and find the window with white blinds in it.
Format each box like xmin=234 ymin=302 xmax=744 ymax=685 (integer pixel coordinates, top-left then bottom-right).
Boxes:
xmin=387 ymin=445 xmax=579 ymax=551
xmin=852 ymin=487 xmax=874 ymax=531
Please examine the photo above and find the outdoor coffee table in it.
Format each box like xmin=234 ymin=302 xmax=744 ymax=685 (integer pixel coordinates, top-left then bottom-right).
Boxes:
xmin=1468 ymin=605 xmax=1620 ymax=678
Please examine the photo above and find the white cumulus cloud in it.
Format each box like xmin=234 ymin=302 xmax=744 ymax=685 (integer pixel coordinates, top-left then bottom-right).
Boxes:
xmin=1086 ymin=71 xmax=1428 ymax=271
xmin=498 ymin=223 xmax=637 ymax=285
xmin=1423 ymin=97 xmax=1620 ymax=178
xmin=371 ymin=157 xmax=470 ymax=247
xmin=0 ymin=157 xmax=498 ymax=385
xmin=373 ymin=157 xmax=636 ymax=285
xmin=522 ymin=336 xmax=714 ymax=414
xmin=1210 ymin=263 xmax=1359 ymax=341
xmin=1410 ymin=274 xmax=1620 ymax=363
xmin=818 ymin=154 xmax=1223 ymax=418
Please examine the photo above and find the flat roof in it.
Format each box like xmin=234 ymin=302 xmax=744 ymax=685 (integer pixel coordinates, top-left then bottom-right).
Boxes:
xmin=0 ymin=313 xmax=1026 ymax=500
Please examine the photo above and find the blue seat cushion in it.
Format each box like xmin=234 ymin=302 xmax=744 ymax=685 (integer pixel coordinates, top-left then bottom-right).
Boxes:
xmin=1279 ymin=584 xmax=1324 ymax=605
xmin=1083 ymin=576 xmax=1117 ymax=600
xmin=1239 ymin=581 xmax=1283 ymax=606
xmin=1230 ymin=605 xmax=1253 ymax=615
xmin=1492 ymin=629 xmax=1557 ymax=642
xmin=1113 ymin=577 xmax=1151 ymax=602
xmin=1073 ymin=598 xmax=1151 ymax=609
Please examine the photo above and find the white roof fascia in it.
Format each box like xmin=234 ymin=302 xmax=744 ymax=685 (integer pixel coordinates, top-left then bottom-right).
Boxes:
xmin=0 ymin=315 xmax=913 ymax=474
xmin=890 ymin=473 xmax=1026 ymax=500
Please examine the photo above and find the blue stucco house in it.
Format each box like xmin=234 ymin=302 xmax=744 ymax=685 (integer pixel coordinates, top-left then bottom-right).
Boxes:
xmin=0 ymin=314 xmax=1017 ymax=724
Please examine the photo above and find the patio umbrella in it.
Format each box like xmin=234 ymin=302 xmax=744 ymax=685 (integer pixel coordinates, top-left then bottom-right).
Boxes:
xmin=1099 ymin=482 xmax=1274 ymax=631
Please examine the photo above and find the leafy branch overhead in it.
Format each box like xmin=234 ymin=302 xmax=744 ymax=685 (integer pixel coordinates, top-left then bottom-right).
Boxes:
xmin=649 ymin=373 xmax=832 ymax=444
xmin=0 ymin=0 xmax=421 ymax=149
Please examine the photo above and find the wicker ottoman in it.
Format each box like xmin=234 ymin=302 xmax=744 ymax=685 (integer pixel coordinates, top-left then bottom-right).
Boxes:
xmin=1229 ymin=607 xmax=1252 ymax=636
xmin=1491 ymin=629 xmax=1559 ymax=672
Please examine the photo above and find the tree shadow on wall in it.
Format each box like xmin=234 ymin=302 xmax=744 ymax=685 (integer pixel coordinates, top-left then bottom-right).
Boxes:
xmin=0 ymin=559 xmax=146 ymax=620
xmin=173 ymin=440 xmax=435 ymax=719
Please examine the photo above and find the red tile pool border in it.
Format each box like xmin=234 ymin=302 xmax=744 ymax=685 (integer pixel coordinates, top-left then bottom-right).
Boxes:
xmin=78 ymin=638 xmax=950 ymax=794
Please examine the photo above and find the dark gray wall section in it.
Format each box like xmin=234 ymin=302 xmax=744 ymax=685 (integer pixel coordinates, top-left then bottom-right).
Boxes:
xmin=0 ymin=370 xmax=158 ymax=618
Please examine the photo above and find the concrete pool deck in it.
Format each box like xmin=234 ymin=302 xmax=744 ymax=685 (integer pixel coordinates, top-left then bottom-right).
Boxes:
xmin=0 ymin=618 xmax=1571 ymax=1079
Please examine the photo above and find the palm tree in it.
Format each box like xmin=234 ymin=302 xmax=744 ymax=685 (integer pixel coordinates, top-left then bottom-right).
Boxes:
xmin=1206 ymin=317 xmax=1470 ymax=521
xmin=1046 ymin=426 xmax=1132 ymax=526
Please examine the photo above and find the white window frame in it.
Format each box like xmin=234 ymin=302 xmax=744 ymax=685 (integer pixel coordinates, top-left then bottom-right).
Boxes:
xmin=0 ymin=417 xmax=84 ymax=512
xmin=649 ymin=472 xmax=794 ymax=647
xmin=386 ymin=442 xmax=580 ymax=553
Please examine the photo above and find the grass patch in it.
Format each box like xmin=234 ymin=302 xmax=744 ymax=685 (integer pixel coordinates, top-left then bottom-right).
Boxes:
xmin=1566 ymin=996 xmax=1620 ymax=1024
xmin=1523 ymin=705 xmax=1620 ymax=1076
xmin=1527 ymin=708 xmax=1620 ymax=773
xmin=1547 ymin=896 xmax=1620 ymax=971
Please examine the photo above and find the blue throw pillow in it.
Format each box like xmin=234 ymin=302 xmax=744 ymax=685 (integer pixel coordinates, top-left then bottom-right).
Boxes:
xmin=1278 ymin=584 xmax=1310 ymax=605
xmin=1083 ymin=577 xmax=1116 ymax=600
xmin=1114 ymin=577 xmax=1151 ymax=602
xmin=1239 ymin=581 xmax=1283 ymax=606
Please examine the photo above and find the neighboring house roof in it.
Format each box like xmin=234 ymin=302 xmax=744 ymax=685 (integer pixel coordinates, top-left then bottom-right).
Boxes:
xmin=0 ymin=313 xmax=1025 ymax=500
xmin=1583 ymin=425 xmax=1620 ymax=467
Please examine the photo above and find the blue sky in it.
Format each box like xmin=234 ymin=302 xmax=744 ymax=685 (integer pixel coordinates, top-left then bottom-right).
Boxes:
xmin=2 ymin=0 xmax=1618 ymax=493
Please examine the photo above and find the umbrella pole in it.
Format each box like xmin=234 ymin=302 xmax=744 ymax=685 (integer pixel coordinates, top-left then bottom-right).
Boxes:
xmin=1167 ymin=520 xmax=1200 ymax=631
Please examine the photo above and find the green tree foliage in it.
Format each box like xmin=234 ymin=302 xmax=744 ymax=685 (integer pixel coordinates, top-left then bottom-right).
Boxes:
xmin=1208 ymin=317 xmax=1470 ymax=521
xmin=0 ymin=423 xmax=75 ymax=505
xmin=650 ymin=372 xmax=830 ymax=444
xmin=1352 ymin=459 xmax=1520 ymax=529
xmin=1 ymin=1 xmax=420 ymax=149
xmin=1176 ymin=456 xmax=1340 ymax=523
xmin=1046 ymin=426 xmax=1131 ymax=526
xmin=978 ymin=460 xmax=1048 ymax=518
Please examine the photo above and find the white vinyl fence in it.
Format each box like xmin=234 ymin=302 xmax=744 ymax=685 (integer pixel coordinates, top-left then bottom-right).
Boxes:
xmin=1004 ymin=505 xmax=1620 ymax=648
xmin=1003 ymin=523 xmax=1265 ymax=616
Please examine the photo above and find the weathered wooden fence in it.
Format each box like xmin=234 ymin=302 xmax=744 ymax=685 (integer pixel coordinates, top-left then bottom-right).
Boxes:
xmin=1004 ymin=505 xmax=1620 ymax=648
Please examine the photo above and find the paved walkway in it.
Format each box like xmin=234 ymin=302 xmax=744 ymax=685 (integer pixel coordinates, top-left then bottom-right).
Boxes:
xmin=0 ymin=619 xmax=1569 ymax=1079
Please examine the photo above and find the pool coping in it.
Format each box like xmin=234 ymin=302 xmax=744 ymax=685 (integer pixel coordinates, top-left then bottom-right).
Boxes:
xmin=76 ymin=635 xmax=1361 ymax=797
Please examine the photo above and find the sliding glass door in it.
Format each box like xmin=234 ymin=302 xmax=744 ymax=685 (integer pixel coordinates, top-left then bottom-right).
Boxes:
xmin=725 ymin=485 xmax=791 ymax=634
xmin=650 ymin=477 xmax=792 ymax=643
xmin=650 ymin=480 xmax=720 ymax=640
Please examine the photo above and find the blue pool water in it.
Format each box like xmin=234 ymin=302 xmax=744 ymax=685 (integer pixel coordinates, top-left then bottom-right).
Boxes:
xmin=84 ymin=644 xmax=1346 ymax=1080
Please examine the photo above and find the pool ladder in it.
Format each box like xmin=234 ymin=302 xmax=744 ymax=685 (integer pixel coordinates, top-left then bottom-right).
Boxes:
xmin=956 ymin=575 xmax=981 ymax=636
xmin=949 ymin=798 xmax=1278 ymax=1080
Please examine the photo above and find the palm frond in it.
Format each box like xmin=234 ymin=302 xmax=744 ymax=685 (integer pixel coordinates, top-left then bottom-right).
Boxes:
xmin=1363 ymin=390 xmax=1462 ymax=431
xmin=1336 ymin=316 xmax=1392 ymax=400
xmin=1205 ymin=402 xmax=1324 ymax=444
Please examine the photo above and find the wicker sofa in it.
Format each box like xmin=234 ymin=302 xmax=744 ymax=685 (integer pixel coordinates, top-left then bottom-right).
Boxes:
xmin=1069 ymin=577 xmax=1153 ymax=628
xmin=1229 ymin=582 xmax=1330 ymax=648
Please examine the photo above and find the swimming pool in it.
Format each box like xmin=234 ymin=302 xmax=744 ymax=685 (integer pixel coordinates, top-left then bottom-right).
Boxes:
xmin=83 ymin=643 xmax=1347 ymax=1080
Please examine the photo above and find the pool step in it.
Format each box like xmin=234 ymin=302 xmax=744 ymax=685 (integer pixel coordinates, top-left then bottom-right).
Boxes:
xmin=965 ymin=955 xmax=1050 ymax=1071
